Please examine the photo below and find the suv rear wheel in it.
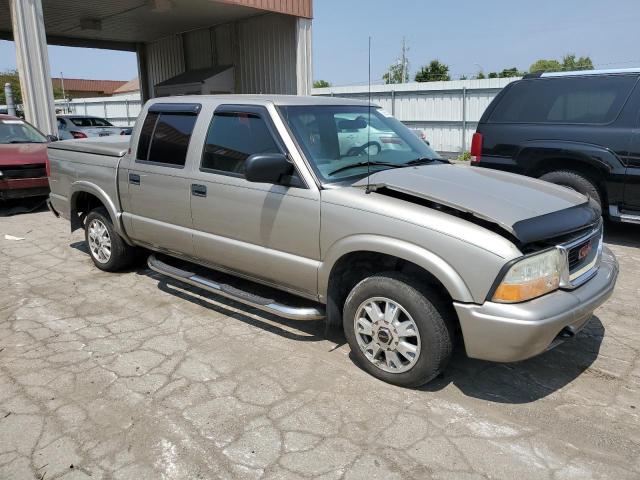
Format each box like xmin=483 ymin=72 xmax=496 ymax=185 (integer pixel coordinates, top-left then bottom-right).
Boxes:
xmin=343 ymin=272 xmax=454 ymax=387
xmin=539 ymin=170 xmax=602 ymax=209
xmin=85 ymin=207 xmax=137 ymax=272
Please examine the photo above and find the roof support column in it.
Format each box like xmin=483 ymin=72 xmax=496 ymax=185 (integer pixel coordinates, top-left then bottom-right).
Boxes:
xmin=9 ymin=0 xmax=57 ymax=135
xmin=295 ymin=18 xmax=313 ymax=96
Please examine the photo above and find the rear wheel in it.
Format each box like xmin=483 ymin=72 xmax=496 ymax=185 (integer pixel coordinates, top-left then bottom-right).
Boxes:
xmin=85 ymin=207 xmax=137 ymax=272
xmin=539 ymin=170 xmax=602 ymax=209
xmin=343 ymin=272 xmax=454 ymax=387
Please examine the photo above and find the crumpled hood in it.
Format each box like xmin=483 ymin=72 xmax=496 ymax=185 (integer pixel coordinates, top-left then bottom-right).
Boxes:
xmin=353 ymin=164 xmax=600 ymax=243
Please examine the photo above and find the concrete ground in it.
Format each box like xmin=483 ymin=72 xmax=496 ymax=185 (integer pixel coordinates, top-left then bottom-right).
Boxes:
xmin=1 ymin=206 xmax=639 ymax=480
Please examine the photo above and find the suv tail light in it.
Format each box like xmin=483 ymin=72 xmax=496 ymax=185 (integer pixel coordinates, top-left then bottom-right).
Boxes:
xmin=470 ymin=132 xmax=483 ymax=164
xmin=70 ymin=131 xmax=87 ymax=139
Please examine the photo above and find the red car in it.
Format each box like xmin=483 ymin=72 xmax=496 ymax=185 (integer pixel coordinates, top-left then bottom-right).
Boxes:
xmin=0 ymin=114 xmax=51 ymax=200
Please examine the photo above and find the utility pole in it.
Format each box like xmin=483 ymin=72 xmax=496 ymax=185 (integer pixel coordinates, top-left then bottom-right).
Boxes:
xmin=4 ymin=83 xmax=16 ymax=116
xmin=400 ymin=37 xmax=408 ymax=83
xmin=60 ymin=72 xmax=66 ymax=113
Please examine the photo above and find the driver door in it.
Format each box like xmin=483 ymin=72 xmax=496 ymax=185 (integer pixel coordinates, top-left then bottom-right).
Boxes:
xmin=189 ymin=104 xmax=321 ymax=297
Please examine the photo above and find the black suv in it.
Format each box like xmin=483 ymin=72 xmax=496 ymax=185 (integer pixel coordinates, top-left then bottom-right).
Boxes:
xmin=471 ymin=69 xmax=640 ymax=223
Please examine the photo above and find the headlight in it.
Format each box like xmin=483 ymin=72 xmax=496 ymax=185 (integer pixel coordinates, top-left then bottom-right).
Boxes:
xmin=492 ymin=249 xmax=565 ymax=303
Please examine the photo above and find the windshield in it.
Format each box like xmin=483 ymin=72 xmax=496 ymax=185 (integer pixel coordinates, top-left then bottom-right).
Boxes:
xmin=0 ymin=118 xmax=47 ymax=144
xmin=69 ymin=117 xmax=114 ymax=127
xmin=278 ymin=105 xmax=441 ymax=183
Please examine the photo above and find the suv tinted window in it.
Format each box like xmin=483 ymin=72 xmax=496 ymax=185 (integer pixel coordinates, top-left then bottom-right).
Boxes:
xmin=137 ymin=112 xmax=197 ymax=167
xmin=490 ymin=75 xmax=637 ymax=124
xmin=201 ymin=112 xmax=280 ymax=175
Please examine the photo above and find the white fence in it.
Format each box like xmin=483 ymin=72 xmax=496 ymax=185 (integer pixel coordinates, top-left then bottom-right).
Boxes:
xmin=55 ymin=93 xmax=142 ymax=127
xmin=50 ymin=77 xmax=518 ymax=152
xmin=312 ymin=78 xmax=520 ymax=154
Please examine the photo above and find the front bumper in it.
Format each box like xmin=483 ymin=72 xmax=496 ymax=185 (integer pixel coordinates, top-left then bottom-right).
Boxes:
xmin=454 ymin=246 xmax=618 ymax=363
xmin=0 ymin=177 xmax=50 ymax=199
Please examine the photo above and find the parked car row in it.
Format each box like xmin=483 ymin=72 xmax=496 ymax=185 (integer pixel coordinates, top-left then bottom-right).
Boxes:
xmin=1 ymin=115 xmax=132 ymax=201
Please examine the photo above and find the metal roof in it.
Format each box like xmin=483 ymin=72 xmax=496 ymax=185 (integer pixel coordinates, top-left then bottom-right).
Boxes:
xmin=0 ymin=0 xmax=312 ymax=49
xmin=51 ymin=78 xmax=128 ymax=94
xmin=113 ymin=78 xmax=140 ymax=94
xmin=155 ymin=66 xmax=233 ymax=87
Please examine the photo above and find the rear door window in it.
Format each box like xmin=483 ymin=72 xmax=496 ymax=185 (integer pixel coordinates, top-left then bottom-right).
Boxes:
xmin=490 ymin=75 xmax=638 ymax=124
xmin=201 ymin=111 xmax=280 ymax=176
xmin=136 ymin=106 xmax=199 ymax=167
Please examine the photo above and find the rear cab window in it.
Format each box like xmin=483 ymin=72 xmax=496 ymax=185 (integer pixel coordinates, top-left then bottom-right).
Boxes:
xmin=489 ymin=75 xmax=638 ymax=124
xmin=136 ymin=104 xmax=201 ymax=168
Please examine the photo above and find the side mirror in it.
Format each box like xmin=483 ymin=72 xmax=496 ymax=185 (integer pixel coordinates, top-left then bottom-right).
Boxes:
xmin=46 ymin=135 xmax=59 ymax=142
xmin=245 ymin=153 xmax=293 ymax=184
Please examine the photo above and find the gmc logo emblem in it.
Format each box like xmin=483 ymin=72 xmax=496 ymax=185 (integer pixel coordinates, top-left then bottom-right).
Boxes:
xmin=578 ymin=241 xmax=593 ymax=261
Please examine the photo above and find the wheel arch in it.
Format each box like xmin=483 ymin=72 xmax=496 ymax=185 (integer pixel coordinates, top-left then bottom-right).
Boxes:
xmin=69 ymin=182 xmax=132 ymax=244
xmin=319 ymin=235 xmax=473 ymax=328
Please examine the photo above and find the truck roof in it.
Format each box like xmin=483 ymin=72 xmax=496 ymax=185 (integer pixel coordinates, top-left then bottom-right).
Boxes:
xmin=146 ymin=94 xmax=374 ymax=107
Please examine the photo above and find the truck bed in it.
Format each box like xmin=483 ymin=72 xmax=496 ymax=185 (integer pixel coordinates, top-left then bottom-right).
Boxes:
xmin=48 ymin=136 xmax=130 ymax=158
xmin=47 ymin=137 xmax=130 ymax=225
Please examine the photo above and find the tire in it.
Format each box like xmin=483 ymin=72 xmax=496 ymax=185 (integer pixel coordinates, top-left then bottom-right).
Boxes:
xmin=343 ymin=272 xmax=454 ymax=388
xmin=539 ymin=170 xmax=602 ymax=209
xmin=84 ymin=207 xmax=137 ymax=272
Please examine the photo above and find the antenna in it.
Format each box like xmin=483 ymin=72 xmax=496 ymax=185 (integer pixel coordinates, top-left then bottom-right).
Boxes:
xmin=366 ymin=36 xmax=372 ymax=194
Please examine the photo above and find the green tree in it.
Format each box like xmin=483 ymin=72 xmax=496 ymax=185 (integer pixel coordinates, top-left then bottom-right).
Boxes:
xmin=529 ymin=59 xmax=562 ymax=73
xmin=1 ymin=69 xmax=65 ymax=107
xmin=414 ymin=60 xmax=450 ymax=82
xmin=459 ymin=74 xmax=468 ymax=80
xmin=499 ymin=67 xmax=523 ymax=78
xmin=562 ymin=54 xmax=594 ymax=71
xmin=488 ymin=72 xmax=498 ymax=79
xmin=475 ymin=71 xmax=486 ymax=80
xmin=529 ymin=54 xmax=593 ymax=73
xmin=383 ymin=60 xmax=410 ymax=84
xmin=313 ymin=80 xmax=331 ymax=88
xmin=0 ymin=69 xmax=23 ymax=106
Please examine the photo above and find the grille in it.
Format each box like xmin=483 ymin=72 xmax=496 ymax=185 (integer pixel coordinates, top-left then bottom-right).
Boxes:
xmin=0 ymin=164 xmax=46 ymax=179
xmin=562 ymin=223 xmax=602 ymax=286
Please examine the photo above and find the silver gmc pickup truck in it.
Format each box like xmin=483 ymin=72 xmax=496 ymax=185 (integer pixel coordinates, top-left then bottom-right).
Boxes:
xmin=47 ymin=95 xmax=618 ymax=387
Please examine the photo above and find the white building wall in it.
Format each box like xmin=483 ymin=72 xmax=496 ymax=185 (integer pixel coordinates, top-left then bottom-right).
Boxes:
xmin=55 ymin=94 xmax=142 ymax=127
xmin=142 ymin=13 xmax=300 ymax=98
xmin=313 ymin=78 xmax=520 ymax=153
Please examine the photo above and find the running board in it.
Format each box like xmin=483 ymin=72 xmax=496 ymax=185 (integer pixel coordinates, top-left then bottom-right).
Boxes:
xmin=610 ymin=205 xmax=640 ymax=224
xmin=147 ymin=254 xmax=325 ymax=321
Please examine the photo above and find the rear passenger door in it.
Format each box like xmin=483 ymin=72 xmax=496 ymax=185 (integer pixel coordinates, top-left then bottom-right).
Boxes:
xmin=122 ymin=103 xmax=200 ymax=255
xmin=624 ymin=88 xmax=640 ymax=209
xmin=189 ymin=104 xmax=321 ymax=297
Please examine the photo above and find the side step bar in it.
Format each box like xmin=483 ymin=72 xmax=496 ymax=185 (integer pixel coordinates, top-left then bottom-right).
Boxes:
xmin=610 ymin=205 xmax=640 ymax=225
xmin=148 ymin=254 xmax=325 ymax=321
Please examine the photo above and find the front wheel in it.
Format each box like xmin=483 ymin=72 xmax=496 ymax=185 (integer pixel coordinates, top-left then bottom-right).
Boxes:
xmin=343 ymin=273 xmax=454 ymax=387
xmin=85 ymin=207 xmax=137 ymax=272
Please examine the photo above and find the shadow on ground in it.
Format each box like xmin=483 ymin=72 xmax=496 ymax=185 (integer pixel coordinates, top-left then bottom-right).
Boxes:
xmin=0 ymin=197 xmax=48 ymax=217
xmin=420 ymin=316 xmax=604 ymax=403
xmin=604 ymin=220 xmax=640 ymax=248
xmin=71 ymin=241 xmax=604 ymax=403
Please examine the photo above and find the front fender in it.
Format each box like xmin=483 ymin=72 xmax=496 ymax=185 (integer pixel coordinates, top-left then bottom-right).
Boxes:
xmin=318 ymin=234 xmax=474 ymax=303
xmin=69 ymin=181 xmax=132 ymax=243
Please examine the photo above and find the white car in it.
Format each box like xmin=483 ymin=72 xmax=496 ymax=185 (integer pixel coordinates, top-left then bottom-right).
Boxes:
xmin=57 ymin=116 xmax=124 ymax=140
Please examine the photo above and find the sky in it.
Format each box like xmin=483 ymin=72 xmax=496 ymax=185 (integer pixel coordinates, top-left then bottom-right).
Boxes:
xmin=1 ymin=0 xmax=639 ymax=85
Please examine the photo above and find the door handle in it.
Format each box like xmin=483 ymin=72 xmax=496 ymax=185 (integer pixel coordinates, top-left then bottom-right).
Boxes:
xmin=191 ymin=184 xmax=207 ymax=197
xmin=129 ymin=173 xmax=140 ymax=185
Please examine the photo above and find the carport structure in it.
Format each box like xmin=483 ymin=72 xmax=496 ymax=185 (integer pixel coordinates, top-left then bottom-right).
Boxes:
xmin=1 ymin=0 xmax=313 ymax=135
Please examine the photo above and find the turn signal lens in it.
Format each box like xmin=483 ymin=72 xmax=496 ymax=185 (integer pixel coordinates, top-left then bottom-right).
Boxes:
xmin=492 ymin=249 xmax=564 ymax=303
